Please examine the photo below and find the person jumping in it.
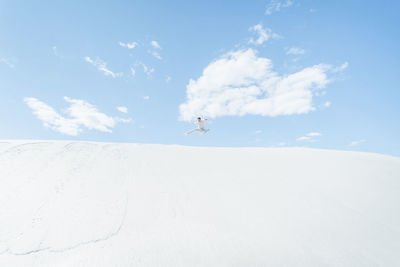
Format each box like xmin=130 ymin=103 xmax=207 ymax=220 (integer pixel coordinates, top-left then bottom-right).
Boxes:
xmin=185 ymin=117 xmax=209 ymax=135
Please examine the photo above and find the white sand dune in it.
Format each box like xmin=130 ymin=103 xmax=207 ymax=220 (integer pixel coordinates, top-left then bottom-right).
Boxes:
xmin=0 ymin=140 xmax=399 ymax=266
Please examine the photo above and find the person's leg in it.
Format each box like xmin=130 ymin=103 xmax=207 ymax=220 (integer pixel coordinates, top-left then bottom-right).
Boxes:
xmin=200 ymin=128 xmax=209 ymax=134
xmin=199 ymin=128 xmax=210 ymax=134
xmin=185 ymin=129 xmax=201 ymax=135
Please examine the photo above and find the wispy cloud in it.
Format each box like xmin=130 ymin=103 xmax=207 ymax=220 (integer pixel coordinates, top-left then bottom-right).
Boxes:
xmin=151 ymin=40 xmax=161 ymax=49
xmin=143 ymin=96 xmax=150 ymax=100
xmin=0 ymin=58 xmax=15 ymax=68
xmin=130 ymin=67 xmax=136 ymax=76
xmin=119 ymin=41 xmax=138 ymax=49
xmin=85 ymin=56 xmax=122 ymax=78
xmin=115 ymin=117 xmax=132 ymax=123
xmin=24 ymin=97 xmax=131 ymax=136
xmin=324 ymin=101 xmax=331 ymax=107
xmin=307 ymin=132 xmax=321 ymax=137
xmin=255 ymin=130 xmax=262 ymax=134
xmin=52 ymin=46 xmax=63 ymax=58
xmin=179 ymin=49 xmax=331 ymax=121
xmin=24 ymin=97 xmax=80 ymax=135
xmin=296 ymin=132 xmax=322 ymax=142
xmin=348 ymin=139 xmax=366 ymax=147
xmin=333 ymin=62 xmax=349 ymax=72
xmin=148 ymin=40 xmax=162 ymax=59
xmin=117 ymin=106 xmax=128 ymax=113
xmin=166 ymin=75 xmax=172 ymax=83
xmin=148 ymin=50 xmax=162 ymax=60
xmin=286 ymin=47 xmax=305 ymax=55
xmin=248 ymin=24 xmax=281 ymax=46
xmin=265 ymin=0 xmax=294 ymax=15
xmin=139 ymin=62 xmax=154 ymax=78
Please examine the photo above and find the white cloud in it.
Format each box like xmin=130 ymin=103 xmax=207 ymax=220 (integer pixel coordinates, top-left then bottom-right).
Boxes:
xmin=248 ymin=24 xmax=281 ymax=46
xmin=148 ymin=40 xmax=162 ymax=59
xmin=307 ymin=132 xmax=322 ymax=137
xmin=296 ymin=132 xmax=322 ymax=142
xmin=151 ymin=40 xmax=161 ymax=49
xmin=24 ymin=97 xmax=130 ymax=136
xmin=117 ymin=106 xmax=128 ymax=113
xmin=24 ymin=97 xmax=80 ymax=136
xmin=63 ymin=97 xmax=118 ymax=132
xmin=143 ymin=96 xmax=150 ymax=100
xmin=296 ymin=136 xmax=311 ymax=141
xmin=52 ymin=46 xmax=60 ymax=58
xmin=348 ymin=139 xmax=366 ymax=147
xmin=333 ymin=62 xmax=349 ymax=72
xmin=119 ymin=41 xmax=138 ymax=49
xmin=139 ymin=62 xmax=154 ymax=78
xmin=179 ymin=49 xmax=331 ymax=121
xmin=1 ymin=58 xmax=15 ymax=68
xmin=265 ymin=0 xmax=294 ymax=15
xmin=286 ymin=47 xmax=305 ymax=55
xmin=315 ymin=91 xmax=327 ymax=97
xmin=166 ymin=75 xmax=172 ymax=83
xmin=130 ymin=67 xmax=136 ymax=76
xmin=324 ymin=101 xmax=331 ymax=107
xmin=115 ymin=117 xmax=132 ymax=123
xmin=85 ymin=56 xmax=122 ymax=78
xmin=148 ymin=50 xmax=162 ymax=60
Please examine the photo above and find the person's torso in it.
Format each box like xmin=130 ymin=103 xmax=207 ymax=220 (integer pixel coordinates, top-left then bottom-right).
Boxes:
xmin=196 ymin=120 xmax=205 ymax=128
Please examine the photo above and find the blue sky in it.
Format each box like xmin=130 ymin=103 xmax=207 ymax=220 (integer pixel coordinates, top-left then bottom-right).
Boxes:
xmin=1 ymin=0 xmax=399 ymax=156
